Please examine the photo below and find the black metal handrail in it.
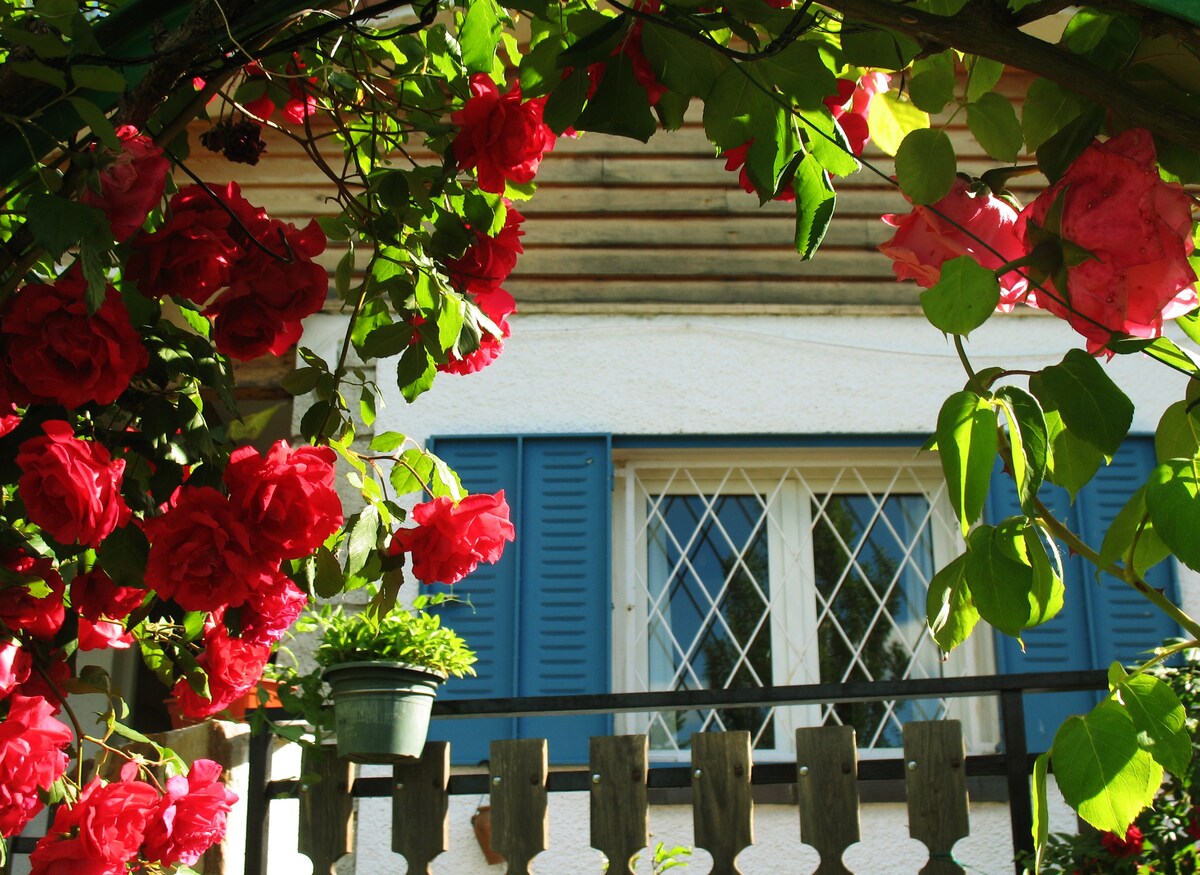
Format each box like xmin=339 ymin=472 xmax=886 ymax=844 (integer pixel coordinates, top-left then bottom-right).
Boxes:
xmin=247 ymin=670 xmax=1111 ymax=875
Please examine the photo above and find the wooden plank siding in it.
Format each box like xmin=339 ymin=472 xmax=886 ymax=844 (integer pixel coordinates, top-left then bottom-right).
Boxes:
xmin=185 ymin=74 xmax=1039 ymax=313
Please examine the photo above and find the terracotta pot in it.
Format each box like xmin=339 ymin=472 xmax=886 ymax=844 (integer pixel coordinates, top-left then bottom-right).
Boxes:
xmin=164 ymin=680 xmax=283 ymax=729
xmin=471 ymin=805 xmax=505 ymax=865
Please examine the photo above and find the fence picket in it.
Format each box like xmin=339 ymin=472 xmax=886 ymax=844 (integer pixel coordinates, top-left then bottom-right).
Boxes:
xmin=904 ymin=721 xmax=969 ymax=875
xmin=491 ymin=738 xmax=548 ymax=875
xmin=796 ymin=726 xmax=860 ymax=875
xmin=297 ymin=745 xmax=356 ymax=875
xmin=590 ymin=735 xmax=649 ymax=875
xmin=392 ymin=741 xmax=450 ymax=874
xmin=692 ymin=731 xmax=753 ymax=875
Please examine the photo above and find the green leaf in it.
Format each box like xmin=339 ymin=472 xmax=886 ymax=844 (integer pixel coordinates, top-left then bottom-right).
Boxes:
xmin=1028 ymin=349 xmax=1133 ymax=457
xmin=995 ymin=386 xmax=1048 ymax=513
xmin=965 ymin=56 xmax=1004 ymax=103
xmin=925 ymin=554 xmax=978 ymax=651
xmin=920 ymin=256 xmax=1000 ymax=334
xmin=1146 ymin=457 xmax=1200 ymax=572
xmin=576 ymin=54 xmax=657 ymax=143
xmin=1107 ymin=335 xmax=1200 ymax=377
xmin=312 ymin=546 xmax=344 ymax=598
xmin=1022 ymin=78 xmax=1085 ymax=152
xmin=908 ymin=73 xmax=954 ymax=114
xmin=69 ymin=96 xmax=120 ymax=148
xmin=26 ymin=193 xmax=106 ymax=259
xmin=70 ymin=64 xmax=127 ymax=92
xmin=966 ymin=519 xmax=1062 ymax=637
xmin=800 ymin=108 xmax=861 ymax=178
xmin=282 ymin=367 xmax=322 ymax=396
xmin=966 ymin=92 xmax=1022 ymax=164
xmin=459 ymin=0 xmax=502 ymax=73
xmin=345 ymin=505 xmax=381 ymax=578
xmin=744 ymin=107 xmax=799 ymax=202
xmin=895 ymin=128 xmax=955 ymax=205
xmin=751 ymin=40 xmax=835 ymax=110
xmin=792 ymin=152 xmax=836 ymax=261
xmin=1155 ymin=399 xmax=1200 ymax=462
xmin=840 ymin=26 xmax=920 ymax=70
xmin=543 ymin=66 xmax=590 ymax=135
xmin=396 ymin=343 xmax=437 ymax=403
xmin=1042 ymin=406 xmax=1103 ymax=498
xmin=642 ymin=22 xmax=728 ymax=98
xmin=703 ymin=64 xmax=774 ymax=150
xmin=9 ymin=59 xmax=66 ymax=90
xmin=1052 ymin=700 xmax=1161 ymax=834
xmin=936 ymin=390 xmax=998 ymax=535
xmin=1117 ymin=672 xmax=1191 ymax=776
xmin=96 ymin=525 xmax=149 ymax=590
xmin=1125 ymin=0 xmax=1200 ymax=26
xmin=866 ymin=91 xmax=929 ymax=157
xmin=359 ymin=322 xmax=415 ymax=360
xmin=1036 ymin=105 xmax=1104 ymax=184
xmin=1098 ymin=484 xmax=1171 ymax=578
xmin=1179 ymin=309 xmax=1200 ymax=347
xmin=1031 ymin=751 xmax=1050 ymax=868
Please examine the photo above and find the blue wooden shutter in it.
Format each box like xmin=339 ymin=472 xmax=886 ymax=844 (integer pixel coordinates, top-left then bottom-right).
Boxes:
xmin=991 ymin=436 xmax=1180 ymax=751
xmin=426 ymin=435 xmax=612 ymax=765
xmin=424 ymin=437 xmax=520 ymax=764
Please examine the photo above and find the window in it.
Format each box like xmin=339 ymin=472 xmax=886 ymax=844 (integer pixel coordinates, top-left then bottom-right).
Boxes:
xmin=613 ymin=448 xmax=998 ymax=760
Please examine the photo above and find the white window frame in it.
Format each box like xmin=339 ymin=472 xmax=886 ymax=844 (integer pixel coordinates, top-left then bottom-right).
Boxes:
xmin=611 ymin=446 xmax=999 ymax=762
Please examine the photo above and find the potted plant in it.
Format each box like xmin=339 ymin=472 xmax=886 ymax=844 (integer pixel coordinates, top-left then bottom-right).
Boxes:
xmin=311 ymin=593 xmax=477 ymax=763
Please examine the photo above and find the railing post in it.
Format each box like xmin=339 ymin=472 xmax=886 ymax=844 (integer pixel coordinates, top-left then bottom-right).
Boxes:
xmin=1000 ymin=689 xmax=1034 ymax=875
xmin=244 ymin=730 xmax=272 ymax=875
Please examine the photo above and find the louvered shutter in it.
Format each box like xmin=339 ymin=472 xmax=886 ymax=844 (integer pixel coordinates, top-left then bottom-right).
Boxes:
xmin=426 ymin=435 xmax=612 ymax=764
xmin=424 ymin=437 xmax=520 ymax=764
xmin=990 ymin=436 xmax=1180 ymax=751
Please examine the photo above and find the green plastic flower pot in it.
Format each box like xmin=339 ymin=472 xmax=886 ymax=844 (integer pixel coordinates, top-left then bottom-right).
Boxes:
xmin=322 ymin=660 xmax=446 ymax=763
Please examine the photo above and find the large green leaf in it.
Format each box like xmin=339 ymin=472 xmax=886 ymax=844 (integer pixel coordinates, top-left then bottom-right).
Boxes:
xmin=792 ymin=152 xmax=836 ymax=260
xmin=907 ymin=51 xmax=955 ymax=113
xmin=995 ymin=386 xmax=1048 ymax=513
xmin=1042 ymin=406 xmax=1103 ymax=499
xmin=966 ymin=519 xmax=1062 ymax=637
xmin=642 ymin=22 xmax=728 ymax=98
xmin=936 ymin=390 xmax=998 ymax=534
xmin=895 ymin=128 xmax=955 ymax=205
xmin=966 ymin=92 xmax=1022 ymax=164
xmin=920 ymin=256 xmax=1000 ymax=335
xmin=1029 ymin=349 xmax=1133 ymax=457
xmin=965 ymin=56 xmax=1004 ymax=103
xmin=459 ymin=0 xmax=502 ymax=73
xmin=703 ymin=64 xmax=773 ymax=150
xmin=1127 ymin=0 xmax=1200 ymax=26
xmin=840 ymin=26 xmax=920 ymax=70
xmin=751 ymin=40 xmax=835 ymax=110
xmin=866 ymin=91 xmax=929 ymax=156
xmin=1155 ymin=399 xmax=1200 ymax=462
xmin=1031 ymin=751 xmax=1050 ymax=868
xmin=1117 ymin=672 xmax=1191 ymax=776
xmin=745 ymin=107 xmax=799 ymax=202
xmin=1146 ymin=457 xmax=1200 ymax=572
xmin=1022 ymin=78 xmax=1085 ymax=152
xmin=800 ymin=107 xmax=861 ymax=178
xmin=1098 ymin=484 xmax=1171 ymax=578
xmin=543 ymin=66 xmax=590 ymax=135
xmin=26 ymin=193 xmax=107 ymax=259
xmin=925 ymin=554 xmax=978 ymax=652
xmin=1052 ymin=700 xmax=1162 ymax=833
xmin=576 ymin=55 xmax=657 ymax=142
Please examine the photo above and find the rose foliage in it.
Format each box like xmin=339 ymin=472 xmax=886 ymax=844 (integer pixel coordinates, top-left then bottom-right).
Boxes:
xmin=0 ymin=0 xmax=1198 ymax=870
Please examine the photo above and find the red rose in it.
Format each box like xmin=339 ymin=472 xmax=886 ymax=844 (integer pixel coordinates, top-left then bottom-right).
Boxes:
xmin=77 ymin=618 xmax=133 ymax=651
xmin=722 ymin=140 xmax=796 ymax=202
xmin=71 ymin=567 xmax=145 ymax=621
xmin=79 ymin=125 xmax=170 ymax=242
xmin=210 ymin=291 xmax=304 ymax=360
xmin=171 ymin=624 xmax=272 ymax=718
xmin=236 ymin=569 xmax=308 ymax=645
xmin=76 ymin=775 xmax=160 ymax=863
xmin=17 ymin=421 xmax=131 ymax=548
xmin=446 ymin=205 xmax=525 ymax=293
xmin=126 ymin=182 xmax=263 ymax=305
xmin=439 ymin=286 xmax=515 ymax=375
xmin=1019 ymin=128 xmax=1198 ymax=353
xmin=0 ymin=551 xmax=65 ymax=640
xmin=389 ymin=490 xmax=515 ymax=584
xmin=1101 ymin=825 xmax=1144 ymax=859
xmin=0 ymin=639 xmax=31 ymax=698
xmin=143 ymin=486 xmax=264 ymax=612
xmin=1 ymin=275 xmax=147 ymax=409
xmin=143 ymin=759 xmax=237 ymax=867
xmin=0 ymin=380 xmax=20 ymax=438
xmin=15 ymin=656 xmax=69 ymax=712
xmin=880 ymin=176 xmax=1029 ymax=309
xmin=824 ymin=73 xmax=889 ymax=156
xmin=224 ymin=441 xmax=342 ymax=560
xmin=0 ymin=694 xmax=73 ymax=837
xmin=452 ymin=75 xmax=556 ymax=194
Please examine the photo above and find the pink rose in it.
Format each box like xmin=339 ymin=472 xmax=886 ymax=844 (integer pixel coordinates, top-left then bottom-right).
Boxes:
xmin=722 ymin=140 xmax=796 ymax=202
xmin=224 ymin=441 xmax=342 ymax=560
xmin=1 ymin=275 xmax=147 ymax=409
xmin=1019 ymin=128 xmax=1198 ymax=352
xmin=389 ymin=490 xmax=516 ymax=584
xmin=452 ymin=75 xmax=556 ymax=194
xmin=446 ymin=205 xmax=525 ymax=293
xmin=171 ymin=624 xmax=272 ymax=719
xmin=16 ymin=421 xmax=131 ymax=548
xmin=0 ymin=695 xmax=73 ymax=837
xmin=0 ymin=639 xmax=31 ymax=698
xmin=824 ymin=73 xmax=889 ymax=156
xmin=880 ymin=176 xmax=1030 ymax=309
xmin=143 ymin=486 xmax=264 ymax=612
xmin=79 ymin=125 xmax=170 ymax=242
xmin=76 ymin=775 xmax=160 ymax=863
xmin=143 ymin=759 xmax=237 ymax=867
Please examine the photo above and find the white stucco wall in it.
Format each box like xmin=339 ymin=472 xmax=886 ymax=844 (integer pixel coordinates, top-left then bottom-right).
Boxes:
xmin=292 ymin=307 xmax=1193 ymax=874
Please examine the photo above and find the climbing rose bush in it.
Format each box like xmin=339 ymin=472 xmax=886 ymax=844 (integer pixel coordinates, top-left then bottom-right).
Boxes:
xmin=79 ymin=125 xmax=170 ymax=242
xmin=1019 ymin=127 xmax=1198 ymax=352
xmin=390 ymin=491 xmax=516 ymax=585
xmin=451 ymin=74 xmax=556 ymax=194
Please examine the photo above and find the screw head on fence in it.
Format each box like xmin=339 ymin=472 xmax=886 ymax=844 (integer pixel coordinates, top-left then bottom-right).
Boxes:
xmin=692 ymin=769 xmax=702 ymax=779
xmin=492 ymin=776 xmax=502 ymax=785
xmin=798 ymin=766 xmax=810 ymax=776
xmin=906 ymin=760 xmax=918 ymax=771
xmin=591 ymin=773 xmax=601 ymax=784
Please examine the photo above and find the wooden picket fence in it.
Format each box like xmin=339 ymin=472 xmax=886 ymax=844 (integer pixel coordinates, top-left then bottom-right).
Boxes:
xmin=290 ymin=721 xmax=972 ymax=875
